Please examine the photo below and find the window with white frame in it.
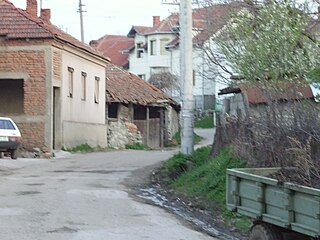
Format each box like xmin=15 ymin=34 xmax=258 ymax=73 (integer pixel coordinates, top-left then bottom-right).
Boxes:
xmin=94 ymin=76 xmax=100 ymax=103
xmin=67 ymin=67 xmax=74 ymax=98
xmin=81 ymin=72 xmax=87 ymax=101
xmin=138 ymin=74 xmax=146 ymax=80
xmin=160 ymin=38 xmax=170 ymax=55
xmin=136 ymin=43 xmax=144 ymax=58
xmin=150 ymin=40 xmax=157 ymax=56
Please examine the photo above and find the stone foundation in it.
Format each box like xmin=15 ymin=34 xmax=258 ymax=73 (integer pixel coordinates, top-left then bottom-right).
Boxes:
xmin=107 ymin=120 xmax=142 ymax=149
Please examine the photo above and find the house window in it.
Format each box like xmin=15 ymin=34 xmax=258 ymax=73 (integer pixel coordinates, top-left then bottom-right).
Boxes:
xmin=108 ymin=102 xmax=119 ymax=119
xmin=94 ymin=76 xmax=100 ymax=103
xmin=138 ymin=74 xmax=146 ymax=80
xmin=81 ymin=72 xmax=87 ymax=101
xmin=68 ymin=67 xmax=74 ymax=98
xmin=136 ymin=43 xmax=144 ymax=58
xmin=193 ymin=70 xmax=196 ymax=86
xmin=160 ymin=38 xmax=169 ymax=55
xmin=150 ymin=40 xmax=156 ymax=56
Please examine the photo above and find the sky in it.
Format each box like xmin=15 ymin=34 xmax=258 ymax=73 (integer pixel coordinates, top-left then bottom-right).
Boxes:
xmin=10 ymin=0 xmax=179 ymax=43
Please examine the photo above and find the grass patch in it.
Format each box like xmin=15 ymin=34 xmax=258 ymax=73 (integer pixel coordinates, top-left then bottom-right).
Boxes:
xmin=62 ymin=143 xmax=95 ymax=153
xmin=125 ymin=142 xmax=147 ymax=150
xmin=162 ymin=146 xmax=250 ymax=233
xmin=194 ymin=116 xmax=214 ymax=128
xmin=169 ymin=130 xmax=202 ymax=147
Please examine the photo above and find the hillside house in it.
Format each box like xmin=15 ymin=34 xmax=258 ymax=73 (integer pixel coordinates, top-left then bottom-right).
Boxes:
xmin=0 ymin=0 xmax=109 ymax=151
xmin=91 ymin=4 xmax=242 ymax=110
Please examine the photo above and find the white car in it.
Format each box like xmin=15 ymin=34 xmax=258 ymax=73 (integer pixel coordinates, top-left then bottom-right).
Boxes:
xmin=0 ymin=117 xmax=21 ymax=159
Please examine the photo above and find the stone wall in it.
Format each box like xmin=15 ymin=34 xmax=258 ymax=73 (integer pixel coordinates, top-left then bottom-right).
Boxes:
xmin=107 ymin=120 xmax=142 ymax=149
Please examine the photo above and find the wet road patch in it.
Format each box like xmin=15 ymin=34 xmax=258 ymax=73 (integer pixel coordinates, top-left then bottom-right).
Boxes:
xmin=47 ymin=226 xmax=78 ymax=233
xmin=25 ymin=183 xmax=45 ymax=186
xmin=15 ymin=191 xmax=41 ymax=195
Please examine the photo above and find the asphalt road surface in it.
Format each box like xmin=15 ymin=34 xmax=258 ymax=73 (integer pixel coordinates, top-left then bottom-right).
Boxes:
xmin=0 ymin=130 xmax=216 ymax=240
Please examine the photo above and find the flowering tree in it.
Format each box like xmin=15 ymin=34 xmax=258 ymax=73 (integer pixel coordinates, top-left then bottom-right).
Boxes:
xmin=217 ymin=0 xmax=320 ymax=82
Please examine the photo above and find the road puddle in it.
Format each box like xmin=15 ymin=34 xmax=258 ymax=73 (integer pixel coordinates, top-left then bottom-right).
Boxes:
xmin=138 ymin=186 xmax=240 ymax=240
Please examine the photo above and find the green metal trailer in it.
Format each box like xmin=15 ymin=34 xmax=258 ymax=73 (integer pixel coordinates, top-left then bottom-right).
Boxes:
xmin=226 ymin=168 xmax=320 ymax=240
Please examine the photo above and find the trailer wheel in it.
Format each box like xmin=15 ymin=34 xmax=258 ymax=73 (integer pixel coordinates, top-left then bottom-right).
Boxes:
xmin=249 ymin=223 xmax=283 ymax=240
xmin=10 ymin=150 xmax=17 ymax=160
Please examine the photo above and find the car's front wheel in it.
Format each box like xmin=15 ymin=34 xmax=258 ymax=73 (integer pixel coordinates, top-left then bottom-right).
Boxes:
xmin=10 ymin=150 xmax=17 ymax=159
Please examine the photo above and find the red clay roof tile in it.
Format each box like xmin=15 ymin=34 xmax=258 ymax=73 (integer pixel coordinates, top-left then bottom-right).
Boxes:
xmin=106 ymin=63 xmax=179 ymax=108
xmin=90 ymin=35 xmax=134 ymax=67
xmin=1 ymin=0 xmax=107 ymax=60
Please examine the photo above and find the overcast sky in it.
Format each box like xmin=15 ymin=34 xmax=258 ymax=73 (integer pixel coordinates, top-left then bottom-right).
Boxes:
xmin=10 ymin=0 xmax=179 ymax=43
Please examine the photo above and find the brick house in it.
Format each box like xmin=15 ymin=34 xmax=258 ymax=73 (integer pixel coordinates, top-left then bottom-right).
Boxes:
xmin=0 ymin=0 xmax=109 ymax=151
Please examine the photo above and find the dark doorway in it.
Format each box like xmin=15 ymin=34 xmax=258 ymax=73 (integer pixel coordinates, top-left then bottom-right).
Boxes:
xmin=0 ymin=79 xmax=24 ymax=114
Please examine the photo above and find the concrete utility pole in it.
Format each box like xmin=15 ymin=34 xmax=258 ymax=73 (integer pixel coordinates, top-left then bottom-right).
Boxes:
xmin=180 ymin=0 xmax=194 ymax=155
xmin=78 ymin=0 xmax=86 ymax=42
xmin=162 ymin=0 xmax=194 ymax=155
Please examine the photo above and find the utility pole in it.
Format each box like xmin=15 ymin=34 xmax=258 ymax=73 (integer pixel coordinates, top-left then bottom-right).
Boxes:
xmin=162 ymin=0 xmax=194 ymax=155
xmin=78 ymin=0 xmax=86 ymax=42
xmin=180 ymin=0 xmax=194 ymax=155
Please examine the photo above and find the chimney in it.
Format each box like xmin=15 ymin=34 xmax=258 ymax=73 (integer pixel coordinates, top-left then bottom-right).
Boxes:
xmin=26 ymin=0 xmax=38 ymax=17
xmin=40 ymin=9 xmax=51 ymax=22
xmin=153 ymin=16 xmax=160 ymax=27
xmin=89 ymin=40 xmax=98 ymax=48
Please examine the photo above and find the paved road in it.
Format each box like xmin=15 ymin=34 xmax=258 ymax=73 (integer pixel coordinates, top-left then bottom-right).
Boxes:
xmin=0 ymin=130 xmax=216 ymax=240
xmin=194 ymin=128 xmax=215 ymax=148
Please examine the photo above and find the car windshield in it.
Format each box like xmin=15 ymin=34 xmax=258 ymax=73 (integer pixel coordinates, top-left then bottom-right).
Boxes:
xmin=0 ymin=120 xmax=15 ymax=130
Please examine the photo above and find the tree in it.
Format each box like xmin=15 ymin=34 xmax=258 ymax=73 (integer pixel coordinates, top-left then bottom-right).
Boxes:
xmin=211 ymin=0 xmax=320 ymax=186
xmin=217 ymin=0 xmax=320 ymax=83
xmin=148 ymin=72 xmax=179 ymax=93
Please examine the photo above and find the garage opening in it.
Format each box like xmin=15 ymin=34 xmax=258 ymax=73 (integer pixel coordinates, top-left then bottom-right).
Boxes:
xmin=0 ymin=79 xmax=24 ymax=114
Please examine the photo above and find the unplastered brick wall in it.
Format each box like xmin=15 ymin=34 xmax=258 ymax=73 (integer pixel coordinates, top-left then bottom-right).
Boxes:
xmin=53 ymin=51 xmax=62 ymax=80
xmin=0 ymin=49 xmax=47 ymax=149
xmin=18 ymin=122 xmax=45 ymax=150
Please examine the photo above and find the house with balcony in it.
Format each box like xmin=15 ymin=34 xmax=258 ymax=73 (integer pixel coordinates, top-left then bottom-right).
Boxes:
xmin=92 ymin=4 xmax=241 ymax=110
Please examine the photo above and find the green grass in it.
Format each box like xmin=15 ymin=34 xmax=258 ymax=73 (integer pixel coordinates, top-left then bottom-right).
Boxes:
xmin=163 ymin=146 xmax=251 ymax=233
xmin=194 ymin=116 xmax=214 ymax=128
xmin=125 ymin=142 xmax=147 ymax=150
xmin=62 ymin=143 xmax=95 ymax=153
xmin=169 ymin=147 xmax=246 ymax=204
xmin=169 ymin=130 xmax=202 ymax=147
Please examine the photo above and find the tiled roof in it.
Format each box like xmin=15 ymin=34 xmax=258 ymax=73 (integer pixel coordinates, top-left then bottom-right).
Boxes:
xmin=106 ymin=63 xmax=179 ymax=109
xmin=219 ymin=85 xmax=314 ymax=104
xmin=90 ymin=35 xmax=134 ymax=67
xmin=133 ymin=3 xmax=242 ymax=36
xmin=127 ymin=26 xmax=154 ymax=37
xmin=0 ymin=0 xmax=107 ymax=60
xmin=127 ymin=2 xmax=243 ymax=46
